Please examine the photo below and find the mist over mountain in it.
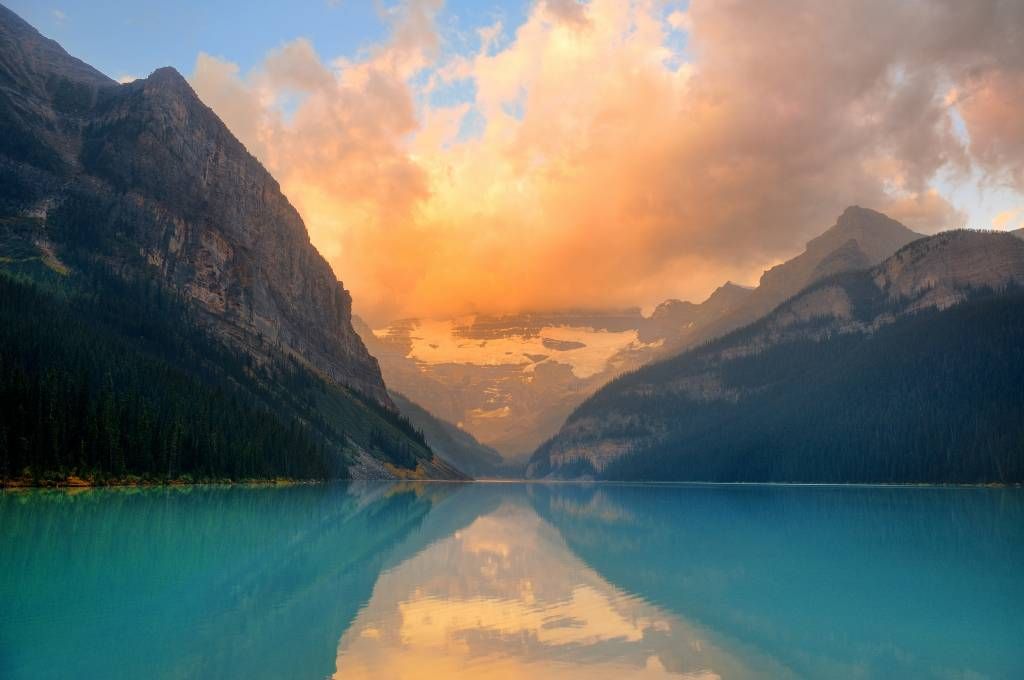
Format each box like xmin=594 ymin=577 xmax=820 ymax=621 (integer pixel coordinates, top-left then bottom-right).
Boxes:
xmin=356 ymin=310 xmax=662 ymax=459
xmin=529 ymin=230 xmax=1024 ymax=482
xmin=360 ymin=207 xmax=927 ymax=462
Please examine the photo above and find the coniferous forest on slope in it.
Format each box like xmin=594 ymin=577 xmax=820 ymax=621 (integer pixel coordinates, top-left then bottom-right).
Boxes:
xmin=0 ymin=244 xmax=433 ymax=485
xmin=538 ymin=290 xmax=1024 ymax=484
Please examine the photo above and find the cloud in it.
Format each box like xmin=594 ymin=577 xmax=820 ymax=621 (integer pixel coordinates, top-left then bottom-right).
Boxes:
xmin=541 ymin=0 xmax=589 ymax=28
xmin=52 ymin=9 xmax=67 ymax=23
xmin=992 ymin=208 xmax=1023 ymax=231
xmin=958 ymin=69 xmax=1024 ymax=191
xmin=192 ymin=0 xmax=1024 ymax=323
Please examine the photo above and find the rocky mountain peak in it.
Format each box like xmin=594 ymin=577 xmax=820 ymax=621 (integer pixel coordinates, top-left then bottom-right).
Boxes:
xmin=650 ymin=299 xmax=699 ymax=323
xmin=703 ymin=280 xmax=753 ymax=311
xmin=0 ymin=4 xmax=113 ymax=91
xmin=0 ymin=4 xmax=392 ymax=405
xmin=754 ymin=207 xmax=921 ymax=299
xmin=807 ymin=205 xmax=922 ymax=263
xmin=146 ymin=66 xmax=190 ymax=89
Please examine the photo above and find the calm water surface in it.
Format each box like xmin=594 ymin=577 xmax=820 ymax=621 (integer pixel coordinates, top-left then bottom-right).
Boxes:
xmin=1 ymin=483 xmax=1021 ymax=679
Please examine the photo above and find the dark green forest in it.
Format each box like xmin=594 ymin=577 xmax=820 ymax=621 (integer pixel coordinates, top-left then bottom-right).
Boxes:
xmin=542 ymin=289 xmax=1024 ymax=484
xmin=0 ymin=233 xmax=433 ymax=484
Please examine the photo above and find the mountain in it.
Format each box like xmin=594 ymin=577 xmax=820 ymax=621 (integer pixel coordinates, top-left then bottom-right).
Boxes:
xmin=1 ymin=6 xmax=385 ymax=401
xmin=356 ymin=309 xmax=661 ymax=459
xmin=0 ymin=5 xmax=462 ymax=481
xmin=639 ymin=281 xmax=752 ymax=343
xmin=529 ymin=230 xmax=1024 ymax=482
xmin=359 ymin=208 xmax=921 ymax=462
xmin=676 ymin=206 xmax=923 ymax=352
xmin=389 ymin=392 xmax=513 ymax=478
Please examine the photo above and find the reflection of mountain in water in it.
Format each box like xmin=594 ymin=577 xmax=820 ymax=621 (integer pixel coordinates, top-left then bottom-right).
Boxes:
xmin=0 ymin=483 xmax=489 ymax=679
xmin=333 ymin=483 xmax=784 ymax=679
xmin=4 ymin=484 xmax=1022 ymax=679
xmin=529 ymin=484 xmax=1024 ymax=679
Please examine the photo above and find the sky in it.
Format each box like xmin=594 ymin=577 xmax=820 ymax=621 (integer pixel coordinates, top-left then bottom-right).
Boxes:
xmin=13 ymin=0 xmax=1024 ymax=323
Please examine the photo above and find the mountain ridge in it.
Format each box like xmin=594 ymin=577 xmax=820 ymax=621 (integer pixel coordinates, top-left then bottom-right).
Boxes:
xmin=0 ymin=6 xmax=389 ymax=403
xmin=528 ymin=229 xmax=1024 ymax=481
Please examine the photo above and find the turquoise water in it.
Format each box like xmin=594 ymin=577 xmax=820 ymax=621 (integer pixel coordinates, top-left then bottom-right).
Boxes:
xmin=1 ymin=483 xmax=1021 ymax=679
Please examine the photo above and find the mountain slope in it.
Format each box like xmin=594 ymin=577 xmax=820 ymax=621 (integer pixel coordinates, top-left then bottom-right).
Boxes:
xmin=678 ymin=206 xmax=922 ymax=352
xmin=0 ymin=5 xmax=386 ymax=402
xmin=640 ymin=281 xmax=753 ymax=343
xmin=0 ymin=259 xmax=468 ymax=483
xmin=529 ymin=231 xmax=1024 ymax=482
xmin=0 ymin=5 xmax=462 ymax=480
xmin=390 ymin=392 xmax=511 ymax=478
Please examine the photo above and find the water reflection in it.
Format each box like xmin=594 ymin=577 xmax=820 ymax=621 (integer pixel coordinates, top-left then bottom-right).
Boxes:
xmin=1 ymin=483 xmax=1022 ymax=679
xmin=530 ymin=484 xmax=1024 ymax=679
xmin=0 ymin=483 xmax=480 ymax=679
xmin=334 ymin=486 xmax=781 ymax=678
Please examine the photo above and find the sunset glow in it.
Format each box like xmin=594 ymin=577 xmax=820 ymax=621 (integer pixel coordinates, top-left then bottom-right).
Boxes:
xmin=185 ymin=0 xmax=1024 ymax=323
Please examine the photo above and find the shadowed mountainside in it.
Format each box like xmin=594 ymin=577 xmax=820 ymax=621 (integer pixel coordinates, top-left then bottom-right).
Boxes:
xmin=530 ymin=230 xmax=1024 ymax=482
xmin=0 ymin=5 xmax=464 ymax=481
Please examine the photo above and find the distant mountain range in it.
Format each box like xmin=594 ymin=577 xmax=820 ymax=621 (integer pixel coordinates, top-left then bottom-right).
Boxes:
xmin=529 ymin=230 xmax=1024 ymax=483
xmin=358 ymin=206 xmax=927 ymax=462
xmin=355 ymin=310 xmax=662 ymax=459
xmin=0 ymin=5 xmax=462 ymax=482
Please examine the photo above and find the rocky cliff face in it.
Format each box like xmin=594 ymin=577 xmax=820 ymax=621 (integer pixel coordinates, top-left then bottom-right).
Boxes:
xmin=0 ymin=6 xmax=389 ymax=403
xmin=875 ymin=230 xmax=1024 ymax=311
xmin=529 ymin=229 xmax=1024 ymax=479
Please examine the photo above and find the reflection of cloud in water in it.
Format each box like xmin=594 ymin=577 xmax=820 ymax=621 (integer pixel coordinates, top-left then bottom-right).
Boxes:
xmin=334 ymin=502 xmax=784 ymax=679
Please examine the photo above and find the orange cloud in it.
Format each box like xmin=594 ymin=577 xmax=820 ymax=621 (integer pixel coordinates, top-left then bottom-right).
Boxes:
xmin=191 ymin=0 xmax=1023 ymax=324
xmin=992 ymin=208 xmax=1023 ymax=231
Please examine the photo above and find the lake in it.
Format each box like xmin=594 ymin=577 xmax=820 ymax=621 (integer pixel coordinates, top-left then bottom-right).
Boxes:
xmin=1 ymin=483 xmax=1021 ymax=679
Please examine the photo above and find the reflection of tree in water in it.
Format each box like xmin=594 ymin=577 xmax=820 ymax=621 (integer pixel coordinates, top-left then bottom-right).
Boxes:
xmin=0 ymin=482 xmax=485 ymax=679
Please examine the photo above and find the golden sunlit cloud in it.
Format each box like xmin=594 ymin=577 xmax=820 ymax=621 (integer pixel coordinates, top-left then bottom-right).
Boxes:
xmin=992 ymin=208 xmax=1023 ymax=231
xmin=191 ymin=0 xmax=1024 ymax=323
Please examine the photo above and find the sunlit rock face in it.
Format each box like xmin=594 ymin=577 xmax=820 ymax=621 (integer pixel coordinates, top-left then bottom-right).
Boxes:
xmin=333 ymin=495 xmax=783 ymax=679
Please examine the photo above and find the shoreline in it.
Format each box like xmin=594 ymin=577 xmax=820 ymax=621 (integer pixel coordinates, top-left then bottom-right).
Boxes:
xmin=0 ymin=475 xmax=324 ymax=490
xmin=2 ymin=476 xmax=1018 ymax=490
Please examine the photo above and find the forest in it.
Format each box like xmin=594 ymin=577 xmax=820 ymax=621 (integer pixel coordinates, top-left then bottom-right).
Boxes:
xmin=0 ymin=245 xmax=432 ymax=485
xmin=588 ymin=291 xmax=1024 ymax=483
